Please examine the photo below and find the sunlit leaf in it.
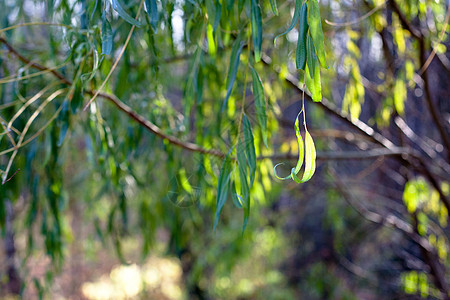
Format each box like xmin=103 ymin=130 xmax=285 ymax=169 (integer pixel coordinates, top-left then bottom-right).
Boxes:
xmin=250 ymin=67 xmax=268 ymax=148
xmin=291 ymin=129 xmax=316 ymax=183
xmin=305 ymin=50 xmax=322 ymax=102
xmin=292 ymin=114 xmax=304 ymax=175
xmin=307 ymin=0 xmax=327 ymax=68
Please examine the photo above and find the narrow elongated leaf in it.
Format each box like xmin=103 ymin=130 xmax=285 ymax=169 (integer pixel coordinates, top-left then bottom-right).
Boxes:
xmin=274 ymin=0 xmax=302 ymax=45
xmin=269 ymin=0 xmax=278 ymax=15
xmin=111 ymin=0 xmax=141 ymax=27
xmin=306 ymin=34 xmax=316 ymax=78
xmin=144 ymin=0 xmax=158 ymax=31
xmin=101 ymin=11 xmax=112 ymax=55
xmin=296 ymin=3 xmax=308 ymax=70
xmin=305 ymin=51 xmax=322 ymax=102
xmin=214 ymin=149 xmax=233 ymax=230
xmin=223 ymin=35 xmax=245 ymax=110
xmin=237 ymin=139 xmax=250 ymax=231
xmin=250 ymin=67 xmax=268 ymax=148
xmin=292 ymin=114 xmax=304 ymax=174
xmin=231 ymin=181 xmax=243 ymax=208
xmin=291 ymin=129 xmax=316 ymax=183
xmin=307 ymin=0 xmax=327 ymax=68
xmin=251 ymin=0 xmax=263 ymax=62
xmin=243 ymin=114 xmax=256 ymax=186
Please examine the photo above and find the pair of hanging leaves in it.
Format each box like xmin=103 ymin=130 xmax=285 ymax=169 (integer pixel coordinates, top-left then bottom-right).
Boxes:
xmin=214 ymin=115 xmax=256 ymax=231
xmin=274 ymin=114 xmax=316 ymax=183
xmin=274 ymin=0 xmax=326 ymax=102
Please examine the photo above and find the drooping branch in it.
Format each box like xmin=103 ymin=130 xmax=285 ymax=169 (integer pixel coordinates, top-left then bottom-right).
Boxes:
xmin=0 ymin=37 xmax=411 ymax=163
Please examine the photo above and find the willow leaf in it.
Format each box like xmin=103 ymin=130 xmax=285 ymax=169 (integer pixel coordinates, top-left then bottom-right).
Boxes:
xmin=300 ymin=130 xmax=316 ymax=182
xmin=111 ymin=0 xmax=141 ymax=27
xmin=305 ymin=51 xmax=322 ymax=102
xmin=307 ymin=0 xmax=327 ymax=68
xmin=144 ymin=0 xmax=158 ymax=31
xmin=296 ymin=2 xmax=308 ymax=70
xmin=237 ymin=139 xmax=250 ymax=231
xmin=214 ymin=149 xmax=233 ymax=230
xmin=269 ymin=0 xmax=278 ymax=15
xmin=101 ymin=11 xmax=112 ymax=55
xmin=292 ymin=114 xmax=304 ymax=174
xmin=223 ymin=36 xmax=245 ymax=111
xmin=274 ymin=0 xmax=302 ymax=45
xmin=306 ymin=34 xmax=316 ymax=78
xmin=250 ymin=67 xmax=268 ymax=148
xmin=243 ymin=114 xmax=257 ymax=186
xmin=231 ymin=181 xmax=243 ymax=208
xmin=251 ymin=0 xmax=263 ymax=62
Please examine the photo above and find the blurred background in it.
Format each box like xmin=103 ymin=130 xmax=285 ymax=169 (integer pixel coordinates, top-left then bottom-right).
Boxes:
xmin=0 ymin=0 xmax=449 ymax=299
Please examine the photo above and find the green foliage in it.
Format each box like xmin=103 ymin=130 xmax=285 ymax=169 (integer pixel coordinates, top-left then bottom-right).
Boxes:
xmin=1 ymin=0 xmax=449 ymax=298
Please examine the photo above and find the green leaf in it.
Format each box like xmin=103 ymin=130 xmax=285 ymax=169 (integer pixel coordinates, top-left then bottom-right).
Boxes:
xmin=251 ymin=0 xmax=263 ymax=62
xmin=250 ymin=67 xmax=268 ymax=148
xmin=237 ymin=138 xmax=250 ymax=231
xmin=231 ymin=181 xmax=243 ymax=208
xmin=291 ymin=129 xmax=316 ymax=183
xmin=305 ymin=49 xmax=322 ymax=102
xmin=274 ymin=0 xmax=302 ymax=45
xmin=101 ymin=11 xmax=112 ymax=55
xmin=223 ymin=35 xmax=245 ymax=110
xmin=144 ymin=0 xmax=158 ymax=31
xmin=307 ymin=0 xmax=327 ymax=68
xmin=206 ymin=0 xmax=221 ymax=32
xmin=111 ymin=0 xmax=141 ymax=27
xmin=269 ymin=0 xmax=278 ymax=15
xmin=214 ymin=149 xmax=233 ymax=230
xmin=296 ymin=3 xmax=308 ymax=70
xmin=243 ymin=114 xmax=257 ymax=186
xmin=306 ymin=34 xmax=316 ymax=78
xmin=292 ymin=114 xmax=304 ymax=175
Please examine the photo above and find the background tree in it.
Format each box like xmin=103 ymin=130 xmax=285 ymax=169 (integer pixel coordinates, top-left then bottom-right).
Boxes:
xmin=0 ymin=0 xmax=449 ymax=298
